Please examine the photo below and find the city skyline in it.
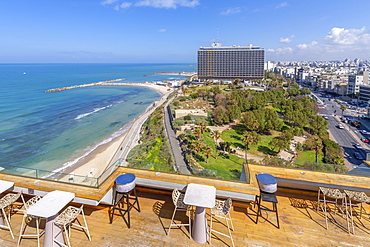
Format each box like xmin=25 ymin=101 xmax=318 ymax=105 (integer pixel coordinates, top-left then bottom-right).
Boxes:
xmin=1 ymin=0 xmax=370 ymax=63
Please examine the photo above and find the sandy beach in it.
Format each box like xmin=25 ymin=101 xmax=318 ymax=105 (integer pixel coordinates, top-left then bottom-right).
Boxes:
xmin=61 ymin=82 xmax=173 ymax=183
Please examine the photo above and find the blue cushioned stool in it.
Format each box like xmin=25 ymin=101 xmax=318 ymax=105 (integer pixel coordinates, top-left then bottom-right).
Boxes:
xmin=109 ymin=173 xmax=140 ymax=228
xmin=255 ymin=173 xmax=279 ymax=228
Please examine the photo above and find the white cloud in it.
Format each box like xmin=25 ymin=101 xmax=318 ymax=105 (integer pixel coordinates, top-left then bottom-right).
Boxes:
xmin=276 ymin=2 xmax=288 ymax=9
xmin=325 ymin=27 xmax=370 ymax=45
xmin=280 ymin=35 xmax=295 ymax=44
xmin=220 ymin=7 xmax=241 ymax=16
xmin=135 ymin=0 xmax=199 ymax=9
xmin=158 ymin=29 xmax=166 ymax=32
xmin=120 ymin=2 xmax=133 ymax=8
xmin=268 ymin=27 xmax=370 ymax=60
xmin=101 ymin=0 xmax=119 ymax=5
xmin=102 ymin=0 xmax=199 ymax=9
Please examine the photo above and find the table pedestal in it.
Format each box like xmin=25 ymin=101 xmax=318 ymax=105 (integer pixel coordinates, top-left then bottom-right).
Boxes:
xmin=192 ymin=206 xmax=209 ymax=243
xmin=44 ymin=214 xmax=65 ymax=247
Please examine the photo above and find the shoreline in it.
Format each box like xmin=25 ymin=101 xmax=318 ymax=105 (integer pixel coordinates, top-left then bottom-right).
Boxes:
xmin=59 ymin=83 xmax=173 ymax=182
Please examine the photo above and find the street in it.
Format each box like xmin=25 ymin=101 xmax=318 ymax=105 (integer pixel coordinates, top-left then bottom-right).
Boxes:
xmin=314 ymin=92 xmax=370 ymax=169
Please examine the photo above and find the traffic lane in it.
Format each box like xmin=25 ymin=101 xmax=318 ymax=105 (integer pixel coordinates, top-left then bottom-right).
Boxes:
xmin=327 ymin=116 xmax=364 ymax=166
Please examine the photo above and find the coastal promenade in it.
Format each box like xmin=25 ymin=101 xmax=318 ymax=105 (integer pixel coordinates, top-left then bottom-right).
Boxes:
xmin=107 ymin=87 xmax=176 ymax=170
xmin=163 ymin=97 xmax=191 ymax=175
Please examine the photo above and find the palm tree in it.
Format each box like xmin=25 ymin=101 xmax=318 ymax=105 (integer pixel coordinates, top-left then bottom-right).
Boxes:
xmin=198 ymin=122 xmax=207 ymax=135
xmin=313 ymin=137 xmax=323 ymax=163
xmin=210 ymin=130 xmax=221 ymax=159
xmin=194 ymin=128 xmax=202 ymax=141
xmin=202 ymin=146 xmax=213 ymax=163
xmin=210 ymin=130 xmax=221 ymax=144
xmin=190 ymin=140 xmax=202 ymax=153
xmin=340 ymin=105 xmax=346 ymax=116
xmin=242 ymin=131 xmax=260 ymax=164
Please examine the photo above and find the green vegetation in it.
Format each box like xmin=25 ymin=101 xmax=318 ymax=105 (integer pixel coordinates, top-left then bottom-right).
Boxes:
xmin=295 ymin=150 xmax=323 ymax=163
xmin=130 ymin=73 xmax=347 ymax=180
xmin=127 ymin=107 xmax=175 ymax=172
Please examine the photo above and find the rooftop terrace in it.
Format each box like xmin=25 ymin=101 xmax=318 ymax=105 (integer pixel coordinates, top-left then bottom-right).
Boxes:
xmin=1 ymin=164 xmax=370 ymax=246
xmin=2 ymin=186 xmax=370 ymax=246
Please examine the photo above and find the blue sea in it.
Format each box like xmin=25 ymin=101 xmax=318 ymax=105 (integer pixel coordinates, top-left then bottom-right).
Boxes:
xmin=0 ymin=63 xmax=195 ymax=173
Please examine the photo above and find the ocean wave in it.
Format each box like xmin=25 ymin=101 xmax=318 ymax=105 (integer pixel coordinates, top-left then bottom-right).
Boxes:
xmin=42 ymin=124 xmax=133 ymax=178
xmin=75 ymin=104 xmax=112 ymax=120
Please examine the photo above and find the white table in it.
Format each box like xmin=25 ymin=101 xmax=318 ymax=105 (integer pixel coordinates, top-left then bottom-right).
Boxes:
xmin=0 ymin=180 xmax=14 ymax=226
xmin=27 ymin=190 xmax=75 ymax=247
xmin=183 ymin=183 xmax=216 ymax=243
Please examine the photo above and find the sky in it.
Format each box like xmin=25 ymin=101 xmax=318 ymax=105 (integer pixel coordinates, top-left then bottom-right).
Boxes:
xmin=1 ymin=0 xmax=370 ymax=63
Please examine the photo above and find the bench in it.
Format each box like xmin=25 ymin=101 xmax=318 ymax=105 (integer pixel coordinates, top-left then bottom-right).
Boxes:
xmin=135 ymin=177 xmax=256 ymax=202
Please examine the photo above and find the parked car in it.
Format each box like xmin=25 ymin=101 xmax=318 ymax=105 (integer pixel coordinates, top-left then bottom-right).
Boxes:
xmin=354 ymin=143 xmax=363 ymax=149
xmin=354 ymin=152 xmax=364 ymax=160
xmin=360 ymin=130 xmax=368 ymax=135
xmin=361 ymin=138 xmax=370 ymax=143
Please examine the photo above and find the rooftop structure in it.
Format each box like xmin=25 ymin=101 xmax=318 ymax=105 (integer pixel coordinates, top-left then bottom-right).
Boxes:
xmin=3 ymin=165 xmax=370 ymax=246
xmin=197 ymin=43 xmax=265 ymax=81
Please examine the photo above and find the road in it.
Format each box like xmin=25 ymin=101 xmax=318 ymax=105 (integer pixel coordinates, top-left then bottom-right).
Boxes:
xmin=314 ymin=93 xmax=369 ymax=168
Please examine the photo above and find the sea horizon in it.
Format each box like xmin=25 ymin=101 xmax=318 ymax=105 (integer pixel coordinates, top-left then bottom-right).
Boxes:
xmin=0 ymin=63 xmax=195 ymax=175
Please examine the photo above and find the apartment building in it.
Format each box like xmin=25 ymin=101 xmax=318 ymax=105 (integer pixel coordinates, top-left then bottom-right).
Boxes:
xmin=197 ymin=43 xmax=264 ymax=82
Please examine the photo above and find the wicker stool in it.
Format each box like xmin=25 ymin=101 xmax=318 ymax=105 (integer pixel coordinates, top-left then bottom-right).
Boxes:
xmin=109 ymin=173 xmax=140 ymax=228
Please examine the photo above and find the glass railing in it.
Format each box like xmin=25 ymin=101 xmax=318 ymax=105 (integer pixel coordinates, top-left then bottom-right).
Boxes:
xmin=4 ymin=156 xmax=366 ymax=189
xmin=125 ymin=159 xmax=245 ymax=182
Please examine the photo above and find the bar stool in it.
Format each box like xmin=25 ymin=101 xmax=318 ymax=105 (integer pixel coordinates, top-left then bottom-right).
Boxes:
xmin=109 ymin=173 xmax=140 ymax=228
xmin=255 ymin=173 xmax=279 ymax=228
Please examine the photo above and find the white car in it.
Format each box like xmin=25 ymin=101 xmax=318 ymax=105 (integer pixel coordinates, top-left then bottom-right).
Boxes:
xmin=360 ymin=130 xmax=368 ymax=135
xmin=337 ymin=124 xmax=344 ymax=129
xmin=354 ymin=143 xmax=363 ymax=149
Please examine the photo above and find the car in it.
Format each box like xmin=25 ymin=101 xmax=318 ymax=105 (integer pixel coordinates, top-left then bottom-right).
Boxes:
xmin=361 ymin=138 xmax=370 ymax=143
xmin=354 ymin=152 xmax=364 ymax=160
xmin=337 ymin=124 xmax=344 ymax=129
xmin=360 ymin=130 xmax=368 ymax=135
xmin=354 ymin=143 xmax=363 ymax=149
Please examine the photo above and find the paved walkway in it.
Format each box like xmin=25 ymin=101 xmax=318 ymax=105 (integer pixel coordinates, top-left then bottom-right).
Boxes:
xmin=164 ymin=97 xmax=191 ymax=175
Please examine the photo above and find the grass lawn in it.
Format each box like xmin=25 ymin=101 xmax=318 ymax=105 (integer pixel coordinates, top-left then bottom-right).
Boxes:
xmin=221 ymin=127 xmax=279 ymax=156
xmin=191 ymin=132 xmax=245 ymax=180
xmin=295 ymin=150 xmax=323 ymax=163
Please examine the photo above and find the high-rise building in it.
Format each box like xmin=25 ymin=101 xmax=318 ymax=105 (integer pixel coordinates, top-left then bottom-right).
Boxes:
xmin=197 ymin=43 xmax=265 ymax=81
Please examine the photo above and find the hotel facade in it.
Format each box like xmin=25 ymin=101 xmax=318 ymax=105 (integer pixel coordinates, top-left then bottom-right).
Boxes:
xmin=197 ymin=43 xmax=265 ymax=82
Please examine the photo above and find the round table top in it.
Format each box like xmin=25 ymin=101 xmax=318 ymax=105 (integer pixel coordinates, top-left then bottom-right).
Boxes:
xmin=116 ymin=173 xmax=136 ymax=185
xmin=256 ymin=173 xmax=277 ymax=185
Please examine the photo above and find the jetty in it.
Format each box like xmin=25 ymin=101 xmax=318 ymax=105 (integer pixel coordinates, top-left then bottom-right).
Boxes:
xmin=142 ymin=72 xmax=195 ymax=77
xmin=45 ymin=78 xmax=126 ymax=92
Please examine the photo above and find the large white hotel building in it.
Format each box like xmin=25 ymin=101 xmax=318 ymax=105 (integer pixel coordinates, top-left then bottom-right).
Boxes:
xmin=197 ymin=43 xmax=265 ymax=81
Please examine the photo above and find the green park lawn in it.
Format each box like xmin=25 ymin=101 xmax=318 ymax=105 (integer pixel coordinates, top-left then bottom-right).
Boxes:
xmin=192 ymin=132 xmax=245 ymax=180
xmin=221 ymin=127 xmax=279 ymax=156
xmin=295 ymin=150 xmax=323 ymax=163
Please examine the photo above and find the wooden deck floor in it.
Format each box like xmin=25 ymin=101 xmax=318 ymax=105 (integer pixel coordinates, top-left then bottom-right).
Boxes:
xmin=2 ymin=188 xmax=370 ymax=247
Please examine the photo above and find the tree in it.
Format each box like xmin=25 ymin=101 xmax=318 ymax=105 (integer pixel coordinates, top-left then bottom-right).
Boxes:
xmin=202 ymin=145 xmax=213 ymax=163
xmin=194 ymin=128 xmax=202 ymax=140
xmin=212 ymin=105 xmax=229 ymax=125
xmin=340 ymin=105 xmax=346 ymax=116
xmin=210 ymin=130 xmax=221 ymax=144
xmin=242 ymin=131 xmax=260 ymax=163
xmin=313 ymin=137 xmax=323 ymax=163
xmin=210 ymin=130 xmax=221 ymax=159
xmin=309 ymin=115 xmax=328 ymax=136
